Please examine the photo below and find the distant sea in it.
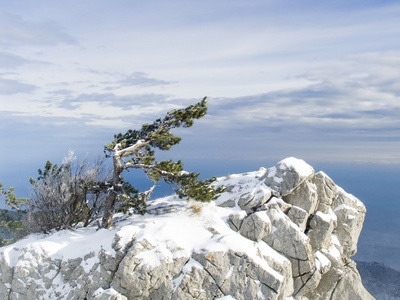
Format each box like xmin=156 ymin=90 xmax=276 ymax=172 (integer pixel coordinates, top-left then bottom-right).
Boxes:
xmin=314 ymin=163 xmax=400 ymax=272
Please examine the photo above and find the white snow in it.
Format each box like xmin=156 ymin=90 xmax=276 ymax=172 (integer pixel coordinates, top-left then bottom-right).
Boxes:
xmin=0 ymin=185 xmax=285 ymax=287
xmin=93 ymin=287 xmax=124 ymax=299
xmin=315 ymin=210 xmax=337 ymax=223
xmin=266 ymin=197 xmax=285 ymax=206
xmin=256 ymin=210 xmax=272 ymax=224
xmin=267 ymin=167 xmax=277 ymax=178
xmin=82 ymin=255 xmax=98 ymax=273
xmin=0 ymin=168 xmax=289 ymax=299
xmin=327 ymin=235 xmax=342 ymax=260
xmin=255 ymin=279 xmax=266 ymax=300
xmin=214 ymin=170 xmax=273 ymax=209
xmin=333 ymin=203 xmax=358 ymax=214
xmin=113 ymin=224 xmax=141 ymax=249
xmin=172 ymin=258 xmax=203 ymax=292
xmin=93 ymin=288 xmax=105 ymax=297
xmin=336 ymin=186 xmax=364 ymax=208
xmin=0 ymin=159 xmax=352 ymax=299
xmin=279 ymin=157 xmax=314 ymax=177
xmin=1 ymin=224 xmax=117 ymax=269
xmin=215 ymin=296 xmax=237 ymax=300
xmin=315 ymin=251 xmax=331 ymax=272
xmin=225 ymin=265 xmax=234 ymax=279
xmin=331 ymin=234 xmax=341 ymax=247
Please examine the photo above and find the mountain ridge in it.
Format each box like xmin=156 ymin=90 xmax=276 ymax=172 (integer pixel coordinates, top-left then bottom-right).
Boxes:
xmin=0 ymin=157 xmax=373 ymax=299
xmin=356 ymin=260 xmax=400 ymax=300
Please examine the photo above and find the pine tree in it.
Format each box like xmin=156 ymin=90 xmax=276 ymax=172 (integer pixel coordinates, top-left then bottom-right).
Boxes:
xmin=101 ymin=97 xmax=225 ymax=228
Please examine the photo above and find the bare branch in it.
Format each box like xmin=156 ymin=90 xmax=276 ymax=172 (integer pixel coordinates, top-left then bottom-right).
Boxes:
xmin=124 ymin=162 xmax=178 ymax=181
xmin=141 ymin=185 xmax=156 ymax=200
xmin=115 ymin=139 xmax=151 ymax=158
xmin=5 ymin=202 xmax=27 ymax=214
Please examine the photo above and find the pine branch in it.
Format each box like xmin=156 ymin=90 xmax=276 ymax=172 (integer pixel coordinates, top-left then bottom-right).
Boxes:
xmin=115 ymin=139 xmax=151 ymax=158
xmin=124 ymin=162 xmax=178 ymax=182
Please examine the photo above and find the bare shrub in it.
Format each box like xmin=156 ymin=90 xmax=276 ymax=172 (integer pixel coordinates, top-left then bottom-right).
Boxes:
xmin=27 ymin=151 xmax=111 ymax=233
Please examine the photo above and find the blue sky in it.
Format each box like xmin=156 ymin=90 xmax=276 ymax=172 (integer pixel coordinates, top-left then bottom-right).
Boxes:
xmin=1 ymin=0 xmax=400 ymax=197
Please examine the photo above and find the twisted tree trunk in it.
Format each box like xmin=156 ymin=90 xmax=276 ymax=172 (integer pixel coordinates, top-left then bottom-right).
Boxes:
xmin=101 ymin=150 xmax=123 ymax=228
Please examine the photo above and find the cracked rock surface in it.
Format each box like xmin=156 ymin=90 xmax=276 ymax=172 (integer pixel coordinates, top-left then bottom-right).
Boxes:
xmin=0 ymin=157 xmax=373 ymax=299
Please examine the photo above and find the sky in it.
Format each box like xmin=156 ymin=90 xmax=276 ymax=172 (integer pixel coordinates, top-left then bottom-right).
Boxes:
xmin=1 ymin=0 xmax=400 ymax=196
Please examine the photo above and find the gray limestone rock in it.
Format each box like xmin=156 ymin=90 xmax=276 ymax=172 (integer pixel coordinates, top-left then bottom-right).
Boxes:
xmin=263 ymin=204 xmax=313 ymax=261
xmin=227 ymin=211 xmax=246 ymax=232
xmin=239 ymin=211 xmax=271 ymax=241
xmin=112 ymin=239 xmax=188 ymax=299
xmin=293 ymin=266 xmax=322 ymax=297
xmin=314 ymin=171 xmax=337 ymax=206
xmin=262 ymin=157 xmax=315 ymax=196
xmin=237 ymin=186 xmax=271 ymax=212
xmin=330 ymin=263 xmax=374 ymax=300
xmin=315 ymin=251 xmax=331 ymax=275
xmin=308 ymin=210 xmax=337 ymax=250
xmin=263 ymin=196 xmax=292 ymax=213
xmin=332 ymin=188 xmax=366 ymax=257
xmin=282 ymin=179 xmax=318 ymax=215
xmin=217 ymin=199 xmax=236 ymax=208
xmin=286 ymin=205 xmax=308 ymax=232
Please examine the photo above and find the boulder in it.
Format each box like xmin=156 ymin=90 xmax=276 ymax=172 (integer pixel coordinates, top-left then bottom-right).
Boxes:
xmin=262 ymin=157 xmax=315 ymax=196
xmin=237 ymin=186 xmax=271 ymax=212
xmin=332 ymin=187 xmax=366 ymax=257
xmin=226 ymin=211 xmax=246 ymax=232
xmin=313 ymin=171 xmax=337 ymax=206
xmin=286 ymin=205 xmax=308 ymax=232
xmin=282 ymin=180 xmax=318 ymax=215
xmin=239 ymin=211 xmax=271 ymax=241
xmin=308 ymin=210 xmax=337 ymax=250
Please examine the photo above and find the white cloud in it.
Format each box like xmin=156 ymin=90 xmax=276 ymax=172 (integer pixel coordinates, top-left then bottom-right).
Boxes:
xmin=0 ymin=52 xmax=30 ymax=68
xmin=200 ymin=51 xmax=400 ymax=143
xmin=117 ymin=72 xmax=172 ymax=87
xmin=0 ymin=14 xmax=76 ymax=47
xmin=0 ymin=77 xmax=36 ymax=95
xmin=0 ymin=0 xmax=399 ymax=166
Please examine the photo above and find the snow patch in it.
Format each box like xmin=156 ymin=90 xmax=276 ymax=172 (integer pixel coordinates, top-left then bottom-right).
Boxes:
xmin=215 ymin=296 xmax=237 ymax=300
xmin=334 ymin=204 xmax=358 ymax=214
xmin=225 ymin=265 xmax=234 ymax=279
xmin=1 ymin=224 xmax=117 ymax=268
xmin=280 ymin=157 xmax=314 ymax=178
xmin=315 ymin=210 xmax=336 ymax=223
xmin=315 ymin=251 xmax=331 ymax=272
xmin=172 ymin=258 xmax=203 ymax=292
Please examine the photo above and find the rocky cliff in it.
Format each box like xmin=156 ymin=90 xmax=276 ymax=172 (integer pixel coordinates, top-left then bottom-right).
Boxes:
xmin=0 ymin=158 xmax=374 ymax=300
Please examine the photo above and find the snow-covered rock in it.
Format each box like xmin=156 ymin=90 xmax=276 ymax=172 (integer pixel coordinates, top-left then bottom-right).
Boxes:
xmin=0 ymin=157 xmax=373 ymax=299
